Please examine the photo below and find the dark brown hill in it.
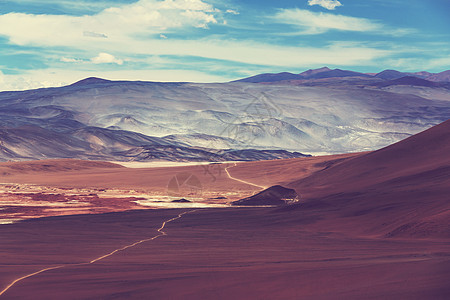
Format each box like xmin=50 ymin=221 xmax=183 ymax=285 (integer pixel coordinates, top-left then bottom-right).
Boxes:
xmin=287 ymin=119 xmax=450 ymax=238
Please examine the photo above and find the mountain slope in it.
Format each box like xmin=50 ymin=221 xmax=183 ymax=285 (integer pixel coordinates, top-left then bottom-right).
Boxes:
xmin=297 ymin=66 xmax=331 ymax=77
xmin=375 ymin=76 xmax=447 ymax=88
xmin=287 ymin=119 xmax=450 ymax=238
xmin=232 ymin=72 xmax=303 ymax=83
xmin=299 ymin=68 xmax=371 ymax=79
xmin=236 ymin=67 xmax=372 ymax=83
xmin=0 ymin=75 xmax=449 ymax=161
xmin=0 ymin=125 xmax=308 ymax=162
xmin=427 ymin=70 xmax=450 ymax=82
xmin=375 ymin=69 xmax=408 ymax=80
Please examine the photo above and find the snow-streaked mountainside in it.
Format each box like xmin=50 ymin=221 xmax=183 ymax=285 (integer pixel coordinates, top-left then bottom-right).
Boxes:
xmin=0 ymin=68 xmax=449 ymax=162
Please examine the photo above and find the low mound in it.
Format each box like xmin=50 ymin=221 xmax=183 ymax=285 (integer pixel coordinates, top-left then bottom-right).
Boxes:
xmin=232 ymin=185 xmax=298 ymax=206
xmin=171 ymin=198 xmax=192 ymax=203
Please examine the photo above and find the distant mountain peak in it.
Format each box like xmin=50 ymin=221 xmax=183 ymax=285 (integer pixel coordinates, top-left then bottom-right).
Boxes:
xmin=298 ymin=67 xmax=372 ymax=80
xmin=411 ymin=71 xmax=433 ymax=77
xmin=316 ymin=66 xmax=331 ymax=71
xmin=375 ymin=70 xmax=407 ymax=80
xmin=298 ymin=67 xmax=331 ymax=77
xmin=71 ymin=77 xmax=111 ymax=86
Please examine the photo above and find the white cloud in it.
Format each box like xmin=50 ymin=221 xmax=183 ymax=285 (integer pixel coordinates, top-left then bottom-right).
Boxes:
xmin=83 ymin=31 xmax=108 ymax=38
xmin=273 ymin=8 xmax=381 ymax=34
xmin=226 ymin=9 xmax=239 ymax=15
xmin=308 ymin=0 xmax=342 ymax=10
xmin=181 ymin=9 xmax=217 ymax=28
xmin=104 ymin=39 xmax=390 ymax=70
xmin=91 ymin=53 xmax=123 ymax=65
xmin=68 ymin=38 xmax=388 ymax=69
xmin=383 ymin=56 xmax=450 ymax=71
xmin=0 ymin=0 xmax=220 ymax=47
xmin=428 ymin=57 xmax=450 ymax=69
xmin=272 ymin=8 xmax=415 ymax=36
xmin=60 ymin=57 xmax=83 ymax=63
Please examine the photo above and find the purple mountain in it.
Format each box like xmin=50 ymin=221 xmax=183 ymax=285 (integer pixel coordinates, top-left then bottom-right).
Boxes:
xmin=235 ymin=67 xmax=450 ymax=84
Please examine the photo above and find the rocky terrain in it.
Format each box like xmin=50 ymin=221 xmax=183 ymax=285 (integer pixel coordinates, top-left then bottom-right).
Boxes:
xmin=0 ymin=68 xmax=449 ymax=161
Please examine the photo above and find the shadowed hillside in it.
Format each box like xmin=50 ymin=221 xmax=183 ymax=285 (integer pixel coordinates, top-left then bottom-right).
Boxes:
xmin=287 ymin=119 xmax=450 ymax=238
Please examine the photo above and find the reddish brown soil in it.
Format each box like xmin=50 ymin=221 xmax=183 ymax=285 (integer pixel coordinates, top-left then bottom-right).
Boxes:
xmin=0 ymin=208 xmax=449 ymax=299
xmin=0 ymin=153 xmax=359 ymax=221
xmin=287 ymin=119 xmax=450 ymax=239
xmin=222 ymin=152 xmax=361 ymax=189
xmin=0 ymin=160 xmax=261 ymax=194
xmin=0 ymin=154 xmax=358 ymax=192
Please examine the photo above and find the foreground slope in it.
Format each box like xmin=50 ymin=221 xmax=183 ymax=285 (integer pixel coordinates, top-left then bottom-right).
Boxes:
xmin=2 ymin=208 xmax=449 ymax=300
xmin=288 ymin=119 xmax=450 ymax=238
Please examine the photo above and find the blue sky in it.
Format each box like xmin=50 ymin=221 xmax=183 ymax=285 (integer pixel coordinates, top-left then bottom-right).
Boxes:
xmin=0 ymin=0 xmax=449 ymax=90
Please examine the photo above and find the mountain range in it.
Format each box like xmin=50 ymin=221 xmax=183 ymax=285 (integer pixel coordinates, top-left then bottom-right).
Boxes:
xmin=0 ymin=67 xmax=449 ymax=162
xmin=236 ymin=67 xmax=450 ymax=84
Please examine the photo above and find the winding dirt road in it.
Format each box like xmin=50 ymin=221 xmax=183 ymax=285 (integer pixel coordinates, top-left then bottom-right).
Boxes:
xmin=0 ymin=210 xmax=197 ymax=297
xmin=224 ymin=163 xmax=267 ymax=190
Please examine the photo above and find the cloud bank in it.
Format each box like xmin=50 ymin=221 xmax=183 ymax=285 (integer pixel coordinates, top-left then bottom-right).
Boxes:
xmin=0 ymin=0 xmax=219 ymax=47
xmin=273 ymin=8 xmax=381 ymax=34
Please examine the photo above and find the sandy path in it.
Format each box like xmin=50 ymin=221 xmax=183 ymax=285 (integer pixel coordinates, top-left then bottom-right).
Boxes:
xmin=224 ymin=163 xmax=267 ymax=190
xmin=0 ymin=210 xmax=197 ymax=297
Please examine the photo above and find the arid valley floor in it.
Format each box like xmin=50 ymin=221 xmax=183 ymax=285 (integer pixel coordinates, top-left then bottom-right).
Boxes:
xmin=0 ymin=120 xmax=449 ymax=299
